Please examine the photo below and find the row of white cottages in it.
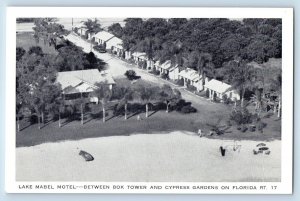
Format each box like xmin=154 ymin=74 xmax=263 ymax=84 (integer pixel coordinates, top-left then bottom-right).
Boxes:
xmin=75 ymin=28 xmax=240 ymax=101
xmin=130 ymin=52 xmax=240 ymax=101
xmin=76 ymin=28 xmax=124 ymax=55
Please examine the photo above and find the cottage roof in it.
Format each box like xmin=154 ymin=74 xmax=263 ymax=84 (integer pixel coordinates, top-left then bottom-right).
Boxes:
xmin=57 ymin=69 xmax=115 ymax=94
xmin=155 ymin=60 xmax=178 ymax=70
xmin=178 ymin=68 xmax=201 ymax=82
xmin=204 ymin=79 xmax=232 ymax=94
xmin=106 ymin=36 xmax=123 ymax=50
xmin=132 ymin=52 xmax=147 ymax=59
xmin=94 ymin=31 xmax=114 ymax=42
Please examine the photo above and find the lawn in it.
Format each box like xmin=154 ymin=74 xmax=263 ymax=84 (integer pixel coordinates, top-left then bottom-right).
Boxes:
xmin=16 ymin=71 xmax=281 ymax=147
xmin=16 ymin=32 xmax=58 ymax=55
xmin=17 ymin=93 xmax=281 ymax=147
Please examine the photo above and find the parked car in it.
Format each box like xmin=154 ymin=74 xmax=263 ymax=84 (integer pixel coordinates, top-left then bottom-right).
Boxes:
xmin=93 ymin=46 xmax=107 ymax=53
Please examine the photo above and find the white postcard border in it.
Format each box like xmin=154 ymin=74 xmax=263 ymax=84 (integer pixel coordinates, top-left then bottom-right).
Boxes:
xmin=5 ymin=7 xmax=294 ymax=194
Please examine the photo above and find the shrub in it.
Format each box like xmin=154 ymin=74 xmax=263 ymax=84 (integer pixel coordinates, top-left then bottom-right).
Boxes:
xmin=149 ymin=69 xmax=160 ymax=75
xmin=142 ymin=61 xmax=147 ymax=69
xmin=179 ymin=105 xmax=197 ymax=114
xmin=206 ymin=89 xmax=210 ymax=98
xmin=161 ymin=73 xmax=169 ymax=80
xmin=257 ymin=121 xmax=267 ymax=133
xmin=187 ymin=84 xmax=197 ymax=92
xmin=176 ymin=79 xmax=184 ymax=86
xmin=125 ymin=70 xmax=139 ymax=80
xmin=222 ymin=94 xmax=230 ymax=104
xmin=138 ymin=60 xmax=144 ymax=68
xmin=230 ymin=107 xmax=253 ymax=125
xmin=241 ymin=125 xmax=248 ymax=133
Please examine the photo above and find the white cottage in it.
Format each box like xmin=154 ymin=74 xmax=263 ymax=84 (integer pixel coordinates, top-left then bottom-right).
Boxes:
xmin=93 ymin=31 xmax=115 ymax=46
xmin=77 ymin=27 xmax=88 ymax=38
xmin=204 ymin=79 xmax=240 ymax=101
xmin=56 ymin=69 xmax=115 ymax=103
xmin=132 ymin=52 xmax=148 ymax=63
xmin=178 ymin=68 xmax=204 ymax=91
xmin=106 ymin=36 xmax=124 ymax=55
xmin=154 ymin=60 xmax=179 ymax=79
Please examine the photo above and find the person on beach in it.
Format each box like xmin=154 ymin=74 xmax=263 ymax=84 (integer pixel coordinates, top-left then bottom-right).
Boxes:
xmin=198 ymin=129 xmax=203 ymax=137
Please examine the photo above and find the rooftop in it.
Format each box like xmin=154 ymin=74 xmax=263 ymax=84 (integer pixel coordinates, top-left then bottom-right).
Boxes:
xmin=94 ymin=31 xmax=115 ymax=42
xmin=106 ymin=36 xmax=123 ymax=49
xmin=57 ymin=69 xmax=115 ymax=94
xmin=204 ymin=79 xmax=232 ymax=94
xmin=178 ymin=68 xmax=201 ymax=82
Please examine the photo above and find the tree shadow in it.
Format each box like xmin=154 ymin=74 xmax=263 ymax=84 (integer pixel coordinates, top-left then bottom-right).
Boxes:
xmin=148 ymin=110 xmax=158 ymax=118
xmin=127 ymin=111 xmax=141 ymax=120
xmin=61 ymin=118 xmax=73 ymax=127
xmin=40 ymin=119 xmax=55 ymax=129
xmin=106 ymin=115 xmax=116 ymax=122
xmin=83 ymin=117 xmax=94 ymax=125
xmin=19 ymin=123 xmax=33 ymax=132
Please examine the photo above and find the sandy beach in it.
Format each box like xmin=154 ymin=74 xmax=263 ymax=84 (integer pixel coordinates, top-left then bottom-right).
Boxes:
xmin=16 ymin=131 xmax=281 ymax=182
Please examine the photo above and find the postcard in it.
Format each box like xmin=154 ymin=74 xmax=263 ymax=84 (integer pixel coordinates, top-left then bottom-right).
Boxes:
xmin=5 ymin=7 xmax=293 ymax=194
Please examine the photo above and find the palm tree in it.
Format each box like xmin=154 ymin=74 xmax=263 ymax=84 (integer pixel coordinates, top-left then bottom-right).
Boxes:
xmin=227 ymin=60 xmax=257 ymax=108
xmin=135 ymin=85 xmax=159 ymax=118
xmin=117 ymin=86 xmax=133 ymax=120
xmin=33 ymin=18 xmax=66 ymax=48
xmin=91 ymin=82 xmax=112 ymax=123
xmin=159 ymin=84 xmax=181 ymax=113
xmin=269 ymin=74 xmax=282 ymax=118
xmin=16 ymin=94 xmax=23 ymax=132
xmin=196 ymin=52 xmax=213 ymax=89
xmin=46 ymin=95 xmax=65 ymax=128
xmin=82 ymin=18 xmax=102 ymax=52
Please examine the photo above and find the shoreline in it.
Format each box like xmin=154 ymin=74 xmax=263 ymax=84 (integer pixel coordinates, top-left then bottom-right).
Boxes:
xmin=16 ymin=131 xmax=281 ymax=182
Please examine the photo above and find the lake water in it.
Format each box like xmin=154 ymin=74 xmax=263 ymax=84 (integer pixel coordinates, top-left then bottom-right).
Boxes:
xmin=16 ymin=18 xmax=126 ymax=32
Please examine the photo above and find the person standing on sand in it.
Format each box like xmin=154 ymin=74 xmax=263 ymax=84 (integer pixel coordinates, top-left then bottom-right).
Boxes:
xmin=198 ymin=129 xmax=203 ymax=137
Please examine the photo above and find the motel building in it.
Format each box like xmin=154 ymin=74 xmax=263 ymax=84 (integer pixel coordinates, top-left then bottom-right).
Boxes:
xmin=93 ymin=31 xmax=114 ymax=46
xmin=106 ymin=36 xmax=124 ymax=56
xmin=204 ymin=79 xmax=240 ymax=101
xmin=131 ymin=52 xmax=155 ymax=70
xmin=56 ymin=69 xmax=115 ymax=104
xmin=76 ymin=27 xmax=89 ymax=39
xmin=154 ymin=60 xmax=180 ymax=80
xmin=178 ymin=68 xmax=205 ymax=92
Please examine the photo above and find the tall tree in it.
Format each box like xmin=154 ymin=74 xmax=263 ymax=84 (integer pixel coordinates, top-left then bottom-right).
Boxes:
xmin=197 ymin=52 xmax=213 ymax=87
xmin=113 ymin=86 xmax=133 ymax=120
xmin=91 ymin=82 xmax=112 ymax=123
xmin=269 ymin=74 xmax=282 ymax=118
xmin=225 ymin=60 xmax=257 ymax=107
xmin=82 ymin=18 xmax=102 ymax=52
xmin=108 ymin=23 xmax=123 ymax=38
xmin=134 ymin=85 xmax=159 ymax=118
xmin=159 ymin=85 xmax=181 ymax=113
xmin=33 ymin=18 xmax=67 ymax=48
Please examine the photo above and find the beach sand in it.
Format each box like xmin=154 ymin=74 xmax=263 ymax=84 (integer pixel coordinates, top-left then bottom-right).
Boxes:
xmin=16 ymin=131 xmax=281 ymax=182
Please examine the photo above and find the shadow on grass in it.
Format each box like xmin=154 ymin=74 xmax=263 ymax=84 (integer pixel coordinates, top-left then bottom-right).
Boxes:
xmin=106 ymin=115 xmax=116 ymax=122
xmin=148 ymin=110 xmax=158 ymax=118
xmin=19 ymin=123 xmax=33 ymax=132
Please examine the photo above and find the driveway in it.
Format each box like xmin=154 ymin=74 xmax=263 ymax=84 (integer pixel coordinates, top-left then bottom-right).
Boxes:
xmin=64 ymin=33 xmax=220 ymax=108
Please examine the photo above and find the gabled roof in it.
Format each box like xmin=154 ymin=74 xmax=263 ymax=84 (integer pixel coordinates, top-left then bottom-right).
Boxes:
xmin=204 ymin=79 xmax=232 ymax=94
xmin=106 ymin=36 xmax=123 ymax=50
xmin=57 ymin=69 xmax=115 ymax=94
xmin=132 ymin=52 xmax=148 ymax=60
xmin=155 ymin=60 xmax=178 ymax=70
xmin=178 ymin=68 xmax=201 ymax=82
xmin=94 ymin=31 xmax=114 ymax=42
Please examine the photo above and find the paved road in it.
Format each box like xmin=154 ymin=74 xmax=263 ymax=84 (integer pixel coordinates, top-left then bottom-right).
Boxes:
xmin=65 ymin=33 xmax=218 ymax=108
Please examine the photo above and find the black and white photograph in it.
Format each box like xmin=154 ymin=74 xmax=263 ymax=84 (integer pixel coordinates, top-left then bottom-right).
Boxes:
xmin=5 ymin=7 xmax=293 ymax=194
